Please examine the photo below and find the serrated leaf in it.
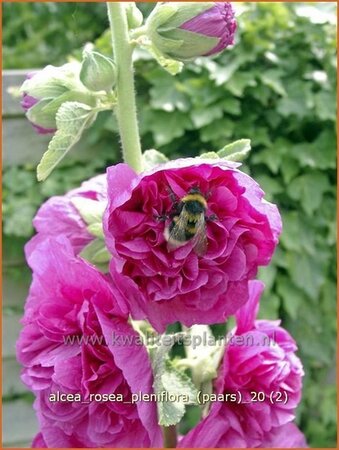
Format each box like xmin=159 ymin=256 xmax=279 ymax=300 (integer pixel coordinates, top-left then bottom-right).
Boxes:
xmin=152 ymin=334 xmax=198 ymax=427
xmin=217 ymin=139 xmax=251 ymax=161
xmin=143 ymin=149 xmax=169 ymax=170
xmin=37 ymin=102 xmax=96 ymax=181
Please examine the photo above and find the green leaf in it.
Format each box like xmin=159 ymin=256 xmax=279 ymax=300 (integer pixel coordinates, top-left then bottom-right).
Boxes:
xmin=199 ymin=151 xmax=219 ymax=159
xmin=287 ymin=173 xmax=330 ymax=216
xmin=217 ymin=139 xmax=251 ymax=161
xmin=210 ymin=54 xmax=250 ymax=86
xmin=152 ymin=334 xmax=198 ymax=427
xmin=191 ymin=104 xmax=223 ymax=128
xmin=142 ymin=110 xmax=192 ymax=146
xmin=260 ymin=70 xmax=287 ymax=96
xmin=143 ymin=149 xmax=169 ymax=170
xmin=150 ymin=78 xmax=190 ymax=112
xmin=286 ymin=251 xmax=327 ymax=300
xmin=277 ymin=276 xmax=304 ymax=320
xmin=37 ymin=102 xmax=96 ymax=181
xmin=225 ymin=72 xmax=257 ymax=97
xmin=258 ymin=264 xmax=277 ymax=292
xmin=280 ymin=211 xmax=316 ymax=255
xmin=254 ymin=174 xmax=283 ymax=200
xmin=314 ymin=91 xmax=337 ymax=121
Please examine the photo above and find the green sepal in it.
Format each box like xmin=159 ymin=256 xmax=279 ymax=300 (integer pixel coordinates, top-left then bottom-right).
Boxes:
xmin=160 ymin=28 xmax=219 ymax=61
xmin=26 ymin=98 xmax=56 ymax=129
xmin=143 ymin=149 xmax=169 ymax=170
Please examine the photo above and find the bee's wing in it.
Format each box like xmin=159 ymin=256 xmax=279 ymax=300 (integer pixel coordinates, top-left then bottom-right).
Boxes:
xmin=192 ymin=214 xmax=207 ymax=256
xmin=167 ymin=214 xmax=189 ymax=250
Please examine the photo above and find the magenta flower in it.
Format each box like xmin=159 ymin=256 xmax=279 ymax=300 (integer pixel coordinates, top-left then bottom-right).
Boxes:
xmin=17 ymin=235 xmax=162 ymax=448
xmin=21 ymin=72 xmax=56 ymax=135
xmin=180 ymin=2 xmax=237 ymax=56
xmin=31 ymin=174 xmax=107 ymax=255
xmin=146 ymin=2 xmax=237 ymax=61
xmin=104 ymin=159 xmax=282 ymax=332
xmin=179 ymin=280 xmax=305 ymax=448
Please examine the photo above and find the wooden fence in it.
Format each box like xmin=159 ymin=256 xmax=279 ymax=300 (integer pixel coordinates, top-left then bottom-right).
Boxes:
xmin=2 ymin=70 xmax=43 ymax=447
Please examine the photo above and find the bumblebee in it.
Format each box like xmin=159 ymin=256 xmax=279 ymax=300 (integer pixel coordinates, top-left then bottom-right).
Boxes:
xmin=164 ymin=187 xmax=208 ymax=256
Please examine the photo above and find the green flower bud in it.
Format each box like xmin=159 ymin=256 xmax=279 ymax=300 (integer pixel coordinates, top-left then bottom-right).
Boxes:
xmin=146 ymin=2 xmax=237 ymax=62
xmin=80 ymin=49 xmax=117 ymax=92
xmin=124 ymin=2 xmax=143 ymax=29
xmin=21 ymin=64 xmax=95 ymax=134
xmin=20 ymin=63 xmax=84 ymax=100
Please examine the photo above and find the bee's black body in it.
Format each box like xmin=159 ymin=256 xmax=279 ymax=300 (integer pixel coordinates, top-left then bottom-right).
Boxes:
xmin=165 ymin=188 xmax=208 ymax=254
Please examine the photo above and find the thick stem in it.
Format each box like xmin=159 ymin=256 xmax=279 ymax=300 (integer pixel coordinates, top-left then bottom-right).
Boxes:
xmin=107 ymin=2 xmax=143 ymax=172
xmin=163 ymin=425 xmax=177 ymax=448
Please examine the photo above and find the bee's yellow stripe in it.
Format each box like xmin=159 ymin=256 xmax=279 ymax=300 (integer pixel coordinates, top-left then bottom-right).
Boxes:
xmin=186 ymin=226 xmax=197 ymax=233
xmin=186 ymin=213 xmax=199 ymax=222
xmin=182 ymin=193 xmax=207 ymax=207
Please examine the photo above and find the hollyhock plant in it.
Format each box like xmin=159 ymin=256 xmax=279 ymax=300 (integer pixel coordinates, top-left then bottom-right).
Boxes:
xmin=17 ymin=235 xmax=162 ymax=448
xmin=15 ymin=2 xmax=308 ymax=447
xmin=179 ymin=280 xmax=305 ymax=448
xmin=32 ymin=174 xmax=107 ymax=255
xmin=146 ymin=2 xmax=237 ymax=61
xmin=104 ymin=159 xmax=282 ymax=332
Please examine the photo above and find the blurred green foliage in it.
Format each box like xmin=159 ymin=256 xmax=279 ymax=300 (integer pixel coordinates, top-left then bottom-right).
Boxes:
xmin=3 ymin=2 xmax=337 ymax=447
xmin=3 ymin=2 xmax=107 ymax=69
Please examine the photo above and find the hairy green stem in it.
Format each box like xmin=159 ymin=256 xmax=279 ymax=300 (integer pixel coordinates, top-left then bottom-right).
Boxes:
xmin=107 ymin=2 xmax=143 ymax=172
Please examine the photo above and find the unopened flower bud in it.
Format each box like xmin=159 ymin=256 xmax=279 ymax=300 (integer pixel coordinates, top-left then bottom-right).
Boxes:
xmin=21 ymin=72 xmax=56 ymax=134
xmin=20 ymin=63 xmax=95 ymax=135
xmin=146 ymin=2 xmax=237 ymax=62
xmin=124 ymin=2 xmax=143 ymax=29
xmin=80 ymin=49 xmax=116 ymax=92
